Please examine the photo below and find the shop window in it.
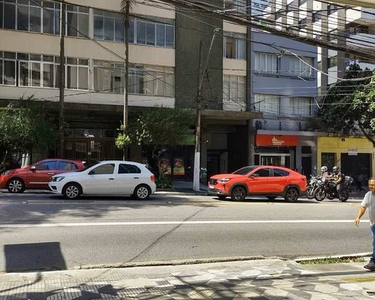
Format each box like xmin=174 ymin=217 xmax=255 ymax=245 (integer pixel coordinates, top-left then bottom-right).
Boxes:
xmin=321 ymin=153 xmax=335 ymax=170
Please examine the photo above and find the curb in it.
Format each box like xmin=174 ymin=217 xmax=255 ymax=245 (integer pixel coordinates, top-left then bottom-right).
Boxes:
xmin=73 ymin=255 xmax=267 ymax=270
xmin=294 ymin=252 xmax=372 ymax=263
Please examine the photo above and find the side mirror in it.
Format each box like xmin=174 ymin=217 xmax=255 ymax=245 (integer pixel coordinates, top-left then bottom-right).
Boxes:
xmin=30 ymin=166 xmax=36 ymax=171
xmin=250 ymin=173 xmax=259 ymax=178
xmin=88 ymin=170 xmax=95 ymax=175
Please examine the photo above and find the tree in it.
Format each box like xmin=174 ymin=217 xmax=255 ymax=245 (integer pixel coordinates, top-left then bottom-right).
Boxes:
xmin=318 ymin=64 xmax=375 ymax=145
xmin=123 ymin=107 xmax=194 ymax=157
xmin=0 ymin=100 xmax=56 ymax=171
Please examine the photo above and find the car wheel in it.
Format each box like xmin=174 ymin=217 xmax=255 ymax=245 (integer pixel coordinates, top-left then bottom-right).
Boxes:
xmin=63 ymin=183 xmax=81 ymax=200
xmin=134 ymin=185 xmax=151 ymax=200
xmin=267 ymin=196 xmax=277 ymax=201
xmin=231 ymin=186 xmax=247 ymax=201
xmin=218 ymin=195 xmax=227 ymax=200
xmin=284 ymin=188 xmax=299 ymax=202
xmin=7 ymin=178 xmax=25 ymax=193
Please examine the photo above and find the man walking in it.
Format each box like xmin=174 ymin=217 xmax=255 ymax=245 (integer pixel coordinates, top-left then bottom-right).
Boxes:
xmin=354 ymin=178 xmax=375 ymax=271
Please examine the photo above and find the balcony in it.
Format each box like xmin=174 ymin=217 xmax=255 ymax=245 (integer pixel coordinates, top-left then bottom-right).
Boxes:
xmin=346 ymin=7 xmax=375 ymax=25
xmin=347 ymin=33 xmax=375 ymax=48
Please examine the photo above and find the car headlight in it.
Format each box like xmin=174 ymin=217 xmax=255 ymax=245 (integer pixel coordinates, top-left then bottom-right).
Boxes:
xmin=51 ymin=176 xmax=65 ymax=182
xmin=217 ymin=178 xmax=231 ymax=183
xmin=1 ymin=170 xmax=10 ymax=176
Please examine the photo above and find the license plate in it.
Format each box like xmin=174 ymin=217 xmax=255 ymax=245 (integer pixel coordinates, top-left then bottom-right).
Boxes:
xmin=209 ymin=184 xmax=214 ymax=189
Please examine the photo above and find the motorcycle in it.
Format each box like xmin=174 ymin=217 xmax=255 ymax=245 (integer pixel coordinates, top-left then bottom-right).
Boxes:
xmin=306 ymin=175 xmax=319 ymax=199
xmin=315 ymin=175 xmax=353 ymax=202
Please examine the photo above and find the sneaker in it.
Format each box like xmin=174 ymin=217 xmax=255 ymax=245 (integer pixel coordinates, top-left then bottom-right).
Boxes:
xmin=364 ymin=260 xmax=375 ymax=271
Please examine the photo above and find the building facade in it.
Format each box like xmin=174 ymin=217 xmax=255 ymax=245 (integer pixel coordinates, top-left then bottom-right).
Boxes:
xmin=0 ymin=0 xmax=325 ymax=179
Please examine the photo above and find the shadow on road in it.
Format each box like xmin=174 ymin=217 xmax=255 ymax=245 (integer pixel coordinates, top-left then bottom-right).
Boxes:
xmin=4 ymin=242 xmax=66 ymax=272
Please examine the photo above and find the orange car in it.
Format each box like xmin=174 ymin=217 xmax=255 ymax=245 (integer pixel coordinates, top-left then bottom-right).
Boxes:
xmin=208 ymin=165 xmax=307 ymax=202
xmin=0 ymin=159 xmax=85 ymax=193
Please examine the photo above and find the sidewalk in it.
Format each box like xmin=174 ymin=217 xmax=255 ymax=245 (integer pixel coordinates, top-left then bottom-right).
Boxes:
xmin=0 ymin=258 xmax=374 ymax=299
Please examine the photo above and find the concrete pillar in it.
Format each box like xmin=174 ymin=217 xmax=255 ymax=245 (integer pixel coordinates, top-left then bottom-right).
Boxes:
xmin=296 ymin=145 xmax=302 ymax=172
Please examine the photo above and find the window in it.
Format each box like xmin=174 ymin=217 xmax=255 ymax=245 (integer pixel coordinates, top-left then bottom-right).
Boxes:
xmin=299 ymin=0 xmax=307 ymax=5
xmin=223 ymin=0 xmax=247 ymax=13
xmin=223 ymin=75 xmax=246 ymax=108
xmin=58 ymin=161 xmax=78 ymax=170
xmin=328 ymin=4 xmax=339 ymax=15
xmin=223 ymin=32 xmax=246 ymax=60
xmin=91 ymin=164 xmax=115 ymax=175
xmin=0 ymin=52 xmax=16 ymax=85
xmin=36 ymin=160 xmax=57 ymax=170
xmin=273 ymin=168 xmax=290 ymax=177
xmin=66 ymin=5 xmax=89 ymax=37
xmin=118 ymin=164 xmax=141 ymax=174
xmin=254 ymin=94 xmax=279 ymax=115
xmin=298 ymin=18 xmax=307 ymax=29
xmin=253 ymin=168 xmax=271 ymax=177
xmin=328 ymin=29 xmax=339 ymax=42
xmin=0 ymin=1 xmax=87 ymax=37
xmin=112 ymin=16 xmax=175 ymax=48
xmin=254 ymin=52 xmax=278 ymax=74
xmin=94 ymin=60 xmax=175 ymax=97
xmin=290 ymin=97 xmax=312 ymax=116
xmin=66 ymin=58 xmax=89 ymax=90
xmin=312 ymin=11 xmax=322 ymax=23
xmin=94 ymin=9 xmax=124 ymax=42
xmin=289 ymin=56 xmax=313 ymax=77
xmin=328 ymin=56 xmax=337 ymax=68
xmin=0 ymin=51 xmax=88 ymax=89
xmin=42 ymin=1 xmax=60 ymax=34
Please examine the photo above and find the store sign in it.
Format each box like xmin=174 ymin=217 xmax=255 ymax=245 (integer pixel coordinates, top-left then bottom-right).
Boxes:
xmin=256 ymin=135 xmax=299 ymax=147
xmin=348 ymin=148 xmax=358 ymax=156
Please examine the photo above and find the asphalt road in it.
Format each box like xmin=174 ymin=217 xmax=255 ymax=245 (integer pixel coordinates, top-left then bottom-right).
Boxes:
xmin=0 ymin=191 xmax=371 ymax=272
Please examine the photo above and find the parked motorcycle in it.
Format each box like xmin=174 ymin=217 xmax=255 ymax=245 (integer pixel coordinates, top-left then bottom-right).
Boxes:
xmin=314 ymin=175 xmax=353 ymax=202
xmin=306 ymin=175 xmax=319 ymax=199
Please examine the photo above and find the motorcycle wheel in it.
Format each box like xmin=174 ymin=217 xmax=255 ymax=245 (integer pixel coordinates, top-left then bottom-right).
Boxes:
xmin=315 ymin=187 xmax=326 ymax=201
xmin=339 ymin=189 xmax=349 ymax=202
xmin=306 ymin=186 xmax=316 ymax=199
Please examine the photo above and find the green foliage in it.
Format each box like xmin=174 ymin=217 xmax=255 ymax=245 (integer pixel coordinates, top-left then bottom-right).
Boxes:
xmin=318 ymin=64 xmax=375 ymax=144
xmin=115 ymin=132 xmax=131 ymax=149
xmin=128 ymin=106 xmax=194 ymax=149
xmin=155 ymin=176 xmax=172 ymax=189
xmin=0 ymin=100 xmax=55 ymax=153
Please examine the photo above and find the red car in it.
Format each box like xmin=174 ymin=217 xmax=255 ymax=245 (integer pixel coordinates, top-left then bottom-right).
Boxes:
xmin=0 ymin=159 xmax=85 ymax=193
xmin=208 ymin=165 xmax=307 ymax=202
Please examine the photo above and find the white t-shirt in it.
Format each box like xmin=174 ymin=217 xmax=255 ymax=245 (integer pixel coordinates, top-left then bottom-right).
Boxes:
xmin=361 ymin=191 xmax=375 ymax=226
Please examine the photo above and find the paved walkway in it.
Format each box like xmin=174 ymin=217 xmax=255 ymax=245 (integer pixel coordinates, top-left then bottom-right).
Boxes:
xmin=0 ymin=258 xmax=374 ymax=299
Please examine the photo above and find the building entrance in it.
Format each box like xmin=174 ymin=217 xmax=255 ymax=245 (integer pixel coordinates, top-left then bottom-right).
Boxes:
xmin=260 ymin=154 xmax=291 ymax=168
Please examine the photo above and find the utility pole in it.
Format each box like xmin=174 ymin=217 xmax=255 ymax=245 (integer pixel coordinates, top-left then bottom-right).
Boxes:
xmin=58 ymin=0 xmax=66 ymax=158
xmin=121 ymin=0 xmax=131 ymax=161
xmin=193 ymin=28 xmax=220 ymax=191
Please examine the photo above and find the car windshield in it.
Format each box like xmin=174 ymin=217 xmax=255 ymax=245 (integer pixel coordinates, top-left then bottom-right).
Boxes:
xmin=232 ymin=166 xmax=257 ymax=175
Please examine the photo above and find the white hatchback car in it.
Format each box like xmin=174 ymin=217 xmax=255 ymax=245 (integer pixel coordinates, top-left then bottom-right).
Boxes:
xmin=48 ymin=160 xmax=156 ymax=200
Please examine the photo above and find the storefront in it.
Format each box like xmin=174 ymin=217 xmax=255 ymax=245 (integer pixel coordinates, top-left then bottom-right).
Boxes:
xmin=255 ymin=130 xmax=322 ymax=178
xmin=317 ymin=136 xmax=375 ymax=185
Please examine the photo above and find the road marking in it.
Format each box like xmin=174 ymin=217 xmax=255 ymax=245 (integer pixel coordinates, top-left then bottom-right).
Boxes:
xmin=0 ymin=220 xmax=370 ymax=228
